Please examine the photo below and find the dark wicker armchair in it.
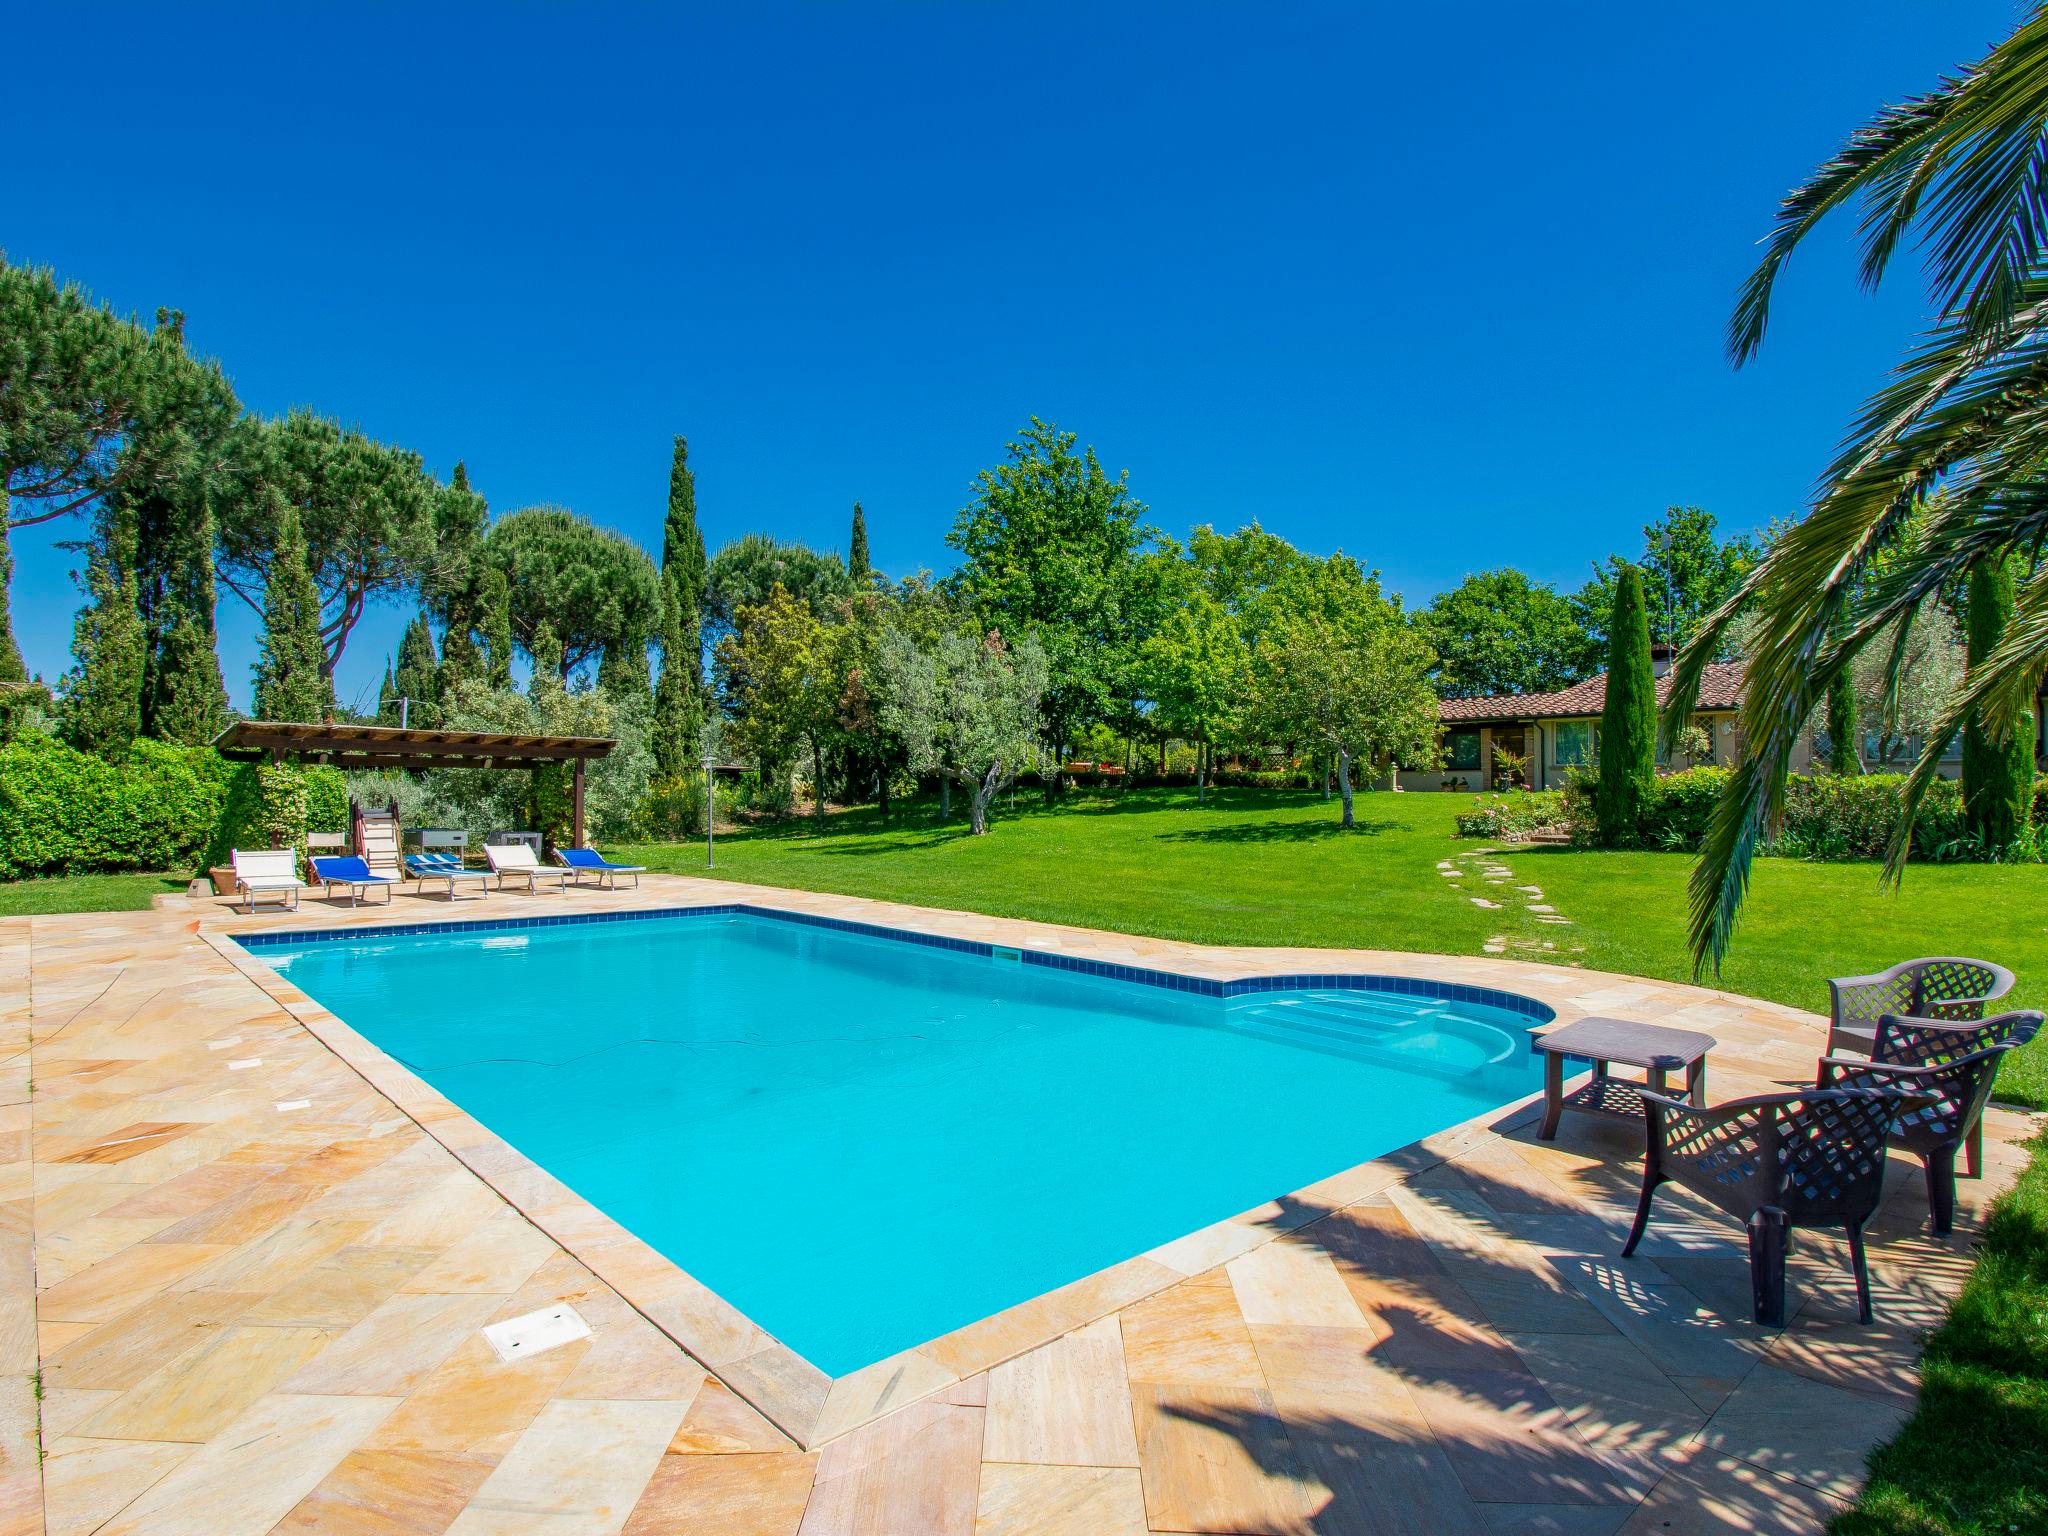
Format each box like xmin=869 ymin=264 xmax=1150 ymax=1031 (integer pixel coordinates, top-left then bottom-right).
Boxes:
xmin=1827 ymin=957 xmax=2015 ymax=1057
xmin=1623 ymin=1087 xmax=1928 ymax=1325
xmin=1815 ymin=1011 xmax=2041 ymax=1235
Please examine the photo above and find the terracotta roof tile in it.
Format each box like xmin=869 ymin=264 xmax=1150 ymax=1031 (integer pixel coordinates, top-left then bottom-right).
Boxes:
xmin=1437 ymin=659 xmax=1745 ymax=723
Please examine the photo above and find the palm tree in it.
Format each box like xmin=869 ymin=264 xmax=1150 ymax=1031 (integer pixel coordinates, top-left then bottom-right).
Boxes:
xmin=1670 ymin=8 xmax=2048 ymax=970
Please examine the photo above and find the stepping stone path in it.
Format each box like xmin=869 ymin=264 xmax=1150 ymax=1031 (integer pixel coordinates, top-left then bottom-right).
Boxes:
xmin=1454 ymin=846 xmax=1581 ymax=955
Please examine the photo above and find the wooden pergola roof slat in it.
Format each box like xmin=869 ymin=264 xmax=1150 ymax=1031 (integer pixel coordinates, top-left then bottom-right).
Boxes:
xmin=211 ymin=720 xmax=619 ymax=772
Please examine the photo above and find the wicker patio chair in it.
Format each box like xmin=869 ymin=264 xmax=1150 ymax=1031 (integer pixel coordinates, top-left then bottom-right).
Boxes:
xmin=1816 ymin=1011 xmax=2041 ymax=1235
xmin=1622 ymin=1087 xmax=1928 ymax=1326
xmin=1827 ymin=957 xmax=2015 ymax=1057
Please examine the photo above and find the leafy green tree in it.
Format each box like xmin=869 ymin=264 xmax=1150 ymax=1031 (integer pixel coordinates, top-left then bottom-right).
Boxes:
xmin=61 ymin=508 xmax=145 ymax=756
xmin=252 ymin=500 xmax=333 ymax=721
xmin=477 ymin=506 xmax=662 ymax=679
xmin=947 ymin=419 xmax=1152 ymax=756
xmin=1962 ymin=556 xmax=2032 ymax=847
xmin=705 ymin=533 xmax=852 ymax=639
xmin=1134 ymin=589 xmax=1248 ymax=801
xmin=1421 ymin=570 xmax=1586 ymax=697
xmin=1574 ymin=508 xmax=1760 ymax=664
xmin=382 ymin=612 xmax=441 ymax=727
xmin=849 ymin=502 xmax=871 ymax=585
xmin=215 ymin=413 xmax=459 ymax=681
xmin=878 ymin=624 xmax=1049 ymax=835
xmin=1187 ymin=522 xmax=1303 ymax=626
xmin=1250 ymin=556 xmax=1439 ymax=828
xmin=479 ymin=564 xmax=514 ymax=689
xmin=652 ymin=436 xmax=708 ymax=777
xmin=713 ymin=583 xmax=845 ymax=820
xmin=1594 ymin=566 xmax=1656 ymax=845
xmin=1667 ymin=9 xmax=2048 ymax=963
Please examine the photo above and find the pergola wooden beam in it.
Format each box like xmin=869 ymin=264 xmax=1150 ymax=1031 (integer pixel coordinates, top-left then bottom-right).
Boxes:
xmin=211 ymin=721 xmax=619 ymax=847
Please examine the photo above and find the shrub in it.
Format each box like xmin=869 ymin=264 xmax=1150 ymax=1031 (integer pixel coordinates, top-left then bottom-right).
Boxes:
xmin=198 ymin=760 xmax=348 ymax=874
xmin=1640 ymin=767 xmax=1731 ymax=851
xmin=0 ymin=731 xmax=233 ymax=878
xmin=1455 ymin=790 xmax=1570 ymax=840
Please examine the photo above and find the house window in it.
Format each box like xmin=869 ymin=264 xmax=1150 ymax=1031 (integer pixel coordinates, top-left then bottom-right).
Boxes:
xmin=1446 ymin=730 xmax=1481 ymax=771
xmin=1554 ymin=721 xmax=1595 ymax=766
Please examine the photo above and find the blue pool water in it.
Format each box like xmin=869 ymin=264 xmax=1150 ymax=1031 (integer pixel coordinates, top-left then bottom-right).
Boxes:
xmin=255 ymin=909 xmax=1546 ymax=1374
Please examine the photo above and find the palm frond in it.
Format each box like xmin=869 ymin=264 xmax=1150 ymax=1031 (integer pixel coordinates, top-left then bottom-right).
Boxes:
xmin=1731 ymin=10 xmax=2048 ymax=364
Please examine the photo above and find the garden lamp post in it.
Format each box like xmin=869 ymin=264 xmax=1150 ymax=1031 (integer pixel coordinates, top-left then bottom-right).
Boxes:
xmin=703 ymin=753 xmax=715 ymax=869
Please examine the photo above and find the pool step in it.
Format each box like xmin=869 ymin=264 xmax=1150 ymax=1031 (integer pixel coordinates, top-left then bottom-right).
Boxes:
xmin=1221 ymin=994 xmax=1516 ymax=1081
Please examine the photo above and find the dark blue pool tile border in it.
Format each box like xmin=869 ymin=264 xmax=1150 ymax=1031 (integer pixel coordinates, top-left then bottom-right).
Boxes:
xmin=233 ymin=901 xmax=1552 ymax=1022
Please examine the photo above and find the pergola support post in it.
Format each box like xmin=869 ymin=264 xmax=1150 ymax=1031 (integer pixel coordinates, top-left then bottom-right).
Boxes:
xmin=572 ymin=759 xmax=587 ymax=850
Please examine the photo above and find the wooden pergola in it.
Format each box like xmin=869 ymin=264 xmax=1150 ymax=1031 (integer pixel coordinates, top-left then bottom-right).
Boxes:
xmin=211 ymin=721 xmax=619 ymax=847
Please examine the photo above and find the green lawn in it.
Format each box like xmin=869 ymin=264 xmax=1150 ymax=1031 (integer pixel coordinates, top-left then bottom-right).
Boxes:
xmin=620 ymin=786 xmax=2048 ymax=1107
xmin=0 ymin=870 xmax=188 ymax=916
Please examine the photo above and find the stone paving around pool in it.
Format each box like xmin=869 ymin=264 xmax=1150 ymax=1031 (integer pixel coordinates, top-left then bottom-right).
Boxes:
xmin=2 ymin=874 xmax=2036 ymax=1535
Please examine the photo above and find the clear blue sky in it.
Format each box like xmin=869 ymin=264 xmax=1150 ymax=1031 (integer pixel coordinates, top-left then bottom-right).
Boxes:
xmin=3 ymin=2 xmax=2023 ymax=711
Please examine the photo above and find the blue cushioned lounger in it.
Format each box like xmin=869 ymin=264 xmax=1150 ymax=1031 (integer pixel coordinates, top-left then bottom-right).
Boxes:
xmin=554 ymin=846 xmax=645 ymax=890
xmin=406 ymin=851 xmax=492 ymax=901
xmin=311 ymin=855 xmax=399 ymax=907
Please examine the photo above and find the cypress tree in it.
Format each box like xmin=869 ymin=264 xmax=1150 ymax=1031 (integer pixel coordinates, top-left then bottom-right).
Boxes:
xmin=0 ymin=514 xmax=26 ymax=685
xmin=62 ymin=507 xmax=145 ymax=757
xmin=529 ymin=620 xmax=564 ymax=699
xmin=598 ymin=625 xmax=653 ymax=703
xmin=141 ymin=471 xmax=229 ymax=745
xmin=386 ymin=611 xmax=441 ymax=726
xmin=375 ymin=662 xmax=398 ymax=724
xmin=480 ymin=564 xmax=514 ymax=690
xmin=253 ymin=499 xmax=333 ymax=721
xmin=652 ymin=434 xmax=707 ymax=777
xmin=1825 ymin=667 xmax=1862 ymax=776
xmin=1962 ymin=555 xmax=2034 ymax=848
xmin=436 ymin=461 xmax=486 ymax=696
xmin=849 ymin=501 xmax=871 ymax=585
xmin=1594 ymin=563 xmax=1656 ymax=846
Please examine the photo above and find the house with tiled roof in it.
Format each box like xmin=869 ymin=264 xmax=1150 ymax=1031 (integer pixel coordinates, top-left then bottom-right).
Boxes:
xmin=1404 ymin=649 xmax=1809 ymax=792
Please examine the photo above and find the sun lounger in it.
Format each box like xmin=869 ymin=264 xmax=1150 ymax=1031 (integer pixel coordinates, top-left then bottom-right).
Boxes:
xmin=407 ymin=850 xmax=492 ymax=900
xmin=230 ymin=848 xmax=308 ymax=913
xmin=485 ymin=841 xmax=569 ymax=894
xmin=310 ymin=854 xmax=399 ymax=907
xmin=554 ymin=846 xmax=644 ymax=890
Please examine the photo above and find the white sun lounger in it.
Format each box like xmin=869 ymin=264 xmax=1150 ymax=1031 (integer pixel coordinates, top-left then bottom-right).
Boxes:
xmin=230 ymin=848 xmax=308 ymax=913
xmin=485 ymin=841 xmax=569 ymax=894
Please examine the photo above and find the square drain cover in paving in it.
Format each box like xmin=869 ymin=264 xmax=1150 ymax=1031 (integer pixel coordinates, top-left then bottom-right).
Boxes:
xmin=483 ymin=1303 xmax=591 ymax=1363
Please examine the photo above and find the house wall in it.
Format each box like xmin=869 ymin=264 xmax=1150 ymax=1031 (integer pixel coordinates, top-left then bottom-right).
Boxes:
xmin=1395 ymin=713 xmax=1827 ymax=791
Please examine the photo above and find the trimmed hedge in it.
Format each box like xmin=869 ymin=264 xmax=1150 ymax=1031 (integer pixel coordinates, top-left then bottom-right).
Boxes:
xmin=0 ymin=731 xmax=349 ymax=881
xmin=1552 ymin=765 xmax=1985 ymax=862
xmin=0 ymin=732 xmax=232 ymax=878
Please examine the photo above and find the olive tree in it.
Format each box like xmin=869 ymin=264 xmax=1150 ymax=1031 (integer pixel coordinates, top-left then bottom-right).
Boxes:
xmin=878 ymin=625 xmax=1048 ymax=834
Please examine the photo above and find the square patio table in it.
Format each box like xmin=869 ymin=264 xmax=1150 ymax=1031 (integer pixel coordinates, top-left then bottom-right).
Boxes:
xmin=1534 ymin=1015 xmax=1716 ymax=1141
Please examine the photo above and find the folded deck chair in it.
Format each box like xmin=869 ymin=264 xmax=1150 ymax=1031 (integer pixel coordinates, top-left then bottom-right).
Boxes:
xmin=554 ymin=846 xmax=645 ymax=890
xmin=310 ymin=855 xmax=399 ymax=908
xmin=485 ymin=841 xmax=569 ymax=894
xmin=407 ymin=851 xmax=492 ymax=901
xmin=230 ymin=848 xmax=308 ymax=913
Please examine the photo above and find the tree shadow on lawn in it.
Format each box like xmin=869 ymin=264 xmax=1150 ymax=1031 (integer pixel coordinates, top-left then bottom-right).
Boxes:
xmin=1157 ymin=816 xmax=1399 ymax=844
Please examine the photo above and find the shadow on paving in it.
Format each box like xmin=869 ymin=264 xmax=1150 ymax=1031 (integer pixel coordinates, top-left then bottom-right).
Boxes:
xmin=1148 ymin=1089 xmax=1962 ymax=1533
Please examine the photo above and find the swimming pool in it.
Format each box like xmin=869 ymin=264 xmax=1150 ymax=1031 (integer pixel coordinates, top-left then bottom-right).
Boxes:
xmin=252 ymin=907 xmax=1548 ymax=1375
